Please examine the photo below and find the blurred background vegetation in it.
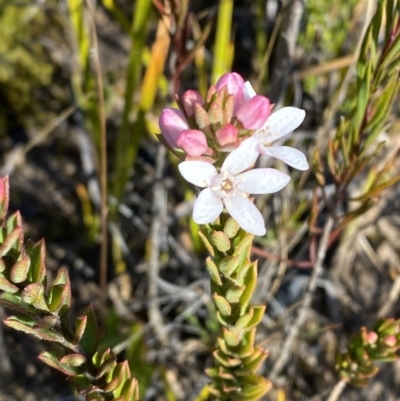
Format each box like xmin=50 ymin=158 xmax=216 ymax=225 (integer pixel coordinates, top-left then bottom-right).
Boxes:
xmin=0 ymin=0 xmax=399 ymax=400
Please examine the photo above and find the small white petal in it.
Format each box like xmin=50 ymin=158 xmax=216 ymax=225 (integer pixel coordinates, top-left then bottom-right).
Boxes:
xmin=254 ymin=107 xmax=305 ymax=143
xmin=262 ymin=146 xmax=309 ymax=170
xmin=224 ymin=195 xmax=266 ymax=236
xmin=243 ymin=81 xmax=257 ymax=101
xmin=222 ymin=137 xmax=259 ymax=175
xmin=179 ymin=161 xmax=217 ymax=187
xmin=193 ymin=188 xmax=223 ymax=224
xmin=236 ymin=168 xmax=290 ymax=194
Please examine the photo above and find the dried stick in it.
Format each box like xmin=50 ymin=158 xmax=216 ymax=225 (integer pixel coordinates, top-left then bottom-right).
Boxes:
xmin=148 ymin=145 xmax=168 ymax=345
xmin=268 ymin=0 xmax=306 ymax=104
xmin=270 ymin=216 xmax=334 ymax=380
xmin=85 ymin=0 xmax=108 ymax=295
xmin=326 ymin=379 xmax=347 ymax=401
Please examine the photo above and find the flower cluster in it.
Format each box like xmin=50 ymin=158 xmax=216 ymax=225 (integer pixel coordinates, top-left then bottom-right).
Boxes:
xmin=159 ymin=73 xmax=308 ymax=235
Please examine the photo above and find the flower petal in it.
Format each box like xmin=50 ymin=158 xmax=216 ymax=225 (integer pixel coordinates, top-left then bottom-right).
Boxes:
xmin=179 ymin=161 xmax=217 ymax=187
xmin=236 ymin=168 xmax=290 ymax=194
xmin=193 ymin=188 xmax=223 ymax=224
xmin=262 ymin=146 xmax=309 ymax=170
xmin=243 ymin=81 xmax=257 ymax=101
xmin=159 ymin=108 xmax=189 ymax=148
xmin=236 ymin=95 xmax=272 ymax=130
xmin=222 ymin=137 xmax=259 ymax=175
xmin=224 ymin=195 xmax=266 ymax=236
xmin=254 ymin=107 xmax=305 ymax=143
xmin=215 ymin=72 xmax=245 ymax=112
xmin=177 ymin=129 xmax=210 ymax=157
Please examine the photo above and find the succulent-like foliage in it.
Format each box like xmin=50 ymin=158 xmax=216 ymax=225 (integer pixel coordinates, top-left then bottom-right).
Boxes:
xmin=336 ymin=319 xmax=400 ymax=386
xmin=200 ymin=214 xmax=271 ymax=400
xmin=0 ymin=176 xmax=139 ymax=401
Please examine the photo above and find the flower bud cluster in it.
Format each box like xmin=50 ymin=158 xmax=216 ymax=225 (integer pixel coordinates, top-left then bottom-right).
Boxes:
xmin=336 ymin=319 xmax=400 ymax=386
xmin=159 ymin=73 xmax=272 ymax=160
xmin=158 ymin=72 xmax=309 ymax=235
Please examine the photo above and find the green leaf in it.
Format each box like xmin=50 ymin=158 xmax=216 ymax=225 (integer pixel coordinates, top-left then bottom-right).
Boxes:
xmin=223 ymin=217 xmax=240 ymax=238
xmin=240 ymin=347 xmax=268 ymax=372
xmin=0 ymin=176 xmax=10 ymax=221
xmin=209 ymin=231 xmax=231 ymax=253
xmin=69 ymin=374 xmax=92 ymax=392
xmin=47 ymin=268 xmax=72 ymax=316
xmin=233 ymin=233 xmax=253 ymax=269
xmin=213 ymin=350 xmax=242 ymax=368
xmin=240 ymin=376 xmax=272 ymax=400
xmin=38 ymin=351 xmax=79 ymax=376
xmin=205 ymin=257 xmax=222 ymax=285
xmin=235 ymin=308 xmax=254 ymax=329
xmin=239 ymin=262 xmax=257 ymax=308
xmin=363 ymin=73 xmax=399 ymax=151
xmin=219 ymin=256 xmax=239 ymax=278
xmin=0 ymin=227 xmax=23 ymax=257
xmin=217 ymin=337 xmax=230 ymax=355
xmin=10 ymin=253 xmax=30 ymax=284
xmin=6 ymin=211 xmax=22 ymax=235
xmin=38 ymin=315 xmax=59 ymax=329
xmin=119 ymin=378 xmax=140 ymax=401
xmin=79 ymin=304 xmax=100 ymax=357
xmin=103 ymin=377 xmax=119 ymax=394
xmin=237 ymin=328 xmax=256 ymax=358
xmin=198 ymin=231 xmax=215 ymax=256
xmin=60 ymin=353 xmax=86 ymax=367
xmin=74 ymin=315 xmax=87 ymax=344
xmin=243 ymin=305 xmax=266 ymax=330
xmin=235 ymin=260 xmax=251 ymax=286
xmin=21 ymin=282 xmax=49 ymax=311
xmin=223 ymin=328 xmax=241 ymax=347
xmin=26 ymin=240 xmax=47 ymax=285
xmin=4 ymin=316 xmax=60 ymax=342
xmin=0 ymin=292 xmax=36 ymax=315
xmin=112 ymin=361 xmax=131 ymax=397
xmin=95 ymin=355 xmax=117 ymax=380
xmin=213 ymin=293 xmax=232 ymax=316
xmin=225 ymin=284 xmax=245 ymax=303
xmin=0 ymin=276 xmax=19 ymax=293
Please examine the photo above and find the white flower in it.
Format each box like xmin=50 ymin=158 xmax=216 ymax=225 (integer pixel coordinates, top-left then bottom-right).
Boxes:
xmin=179 ymin=138 xmax=290 ymax=236
xmin=244 ymin=82 xmax=309 ymax=171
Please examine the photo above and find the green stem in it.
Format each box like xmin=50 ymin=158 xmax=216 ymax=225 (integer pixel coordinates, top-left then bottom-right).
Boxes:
xmin=200 ymin=214 xmax=271 ymax=401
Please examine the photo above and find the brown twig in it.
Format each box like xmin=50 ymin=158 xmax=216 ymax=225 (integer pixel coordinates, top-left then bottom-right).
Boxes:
xmin=251 ymin=246 xmax=313 ymax=269
xmin=85 ymin=0 xmax=108 ymax=296
xmin=270 ymin=216 xmax=334 ymax=381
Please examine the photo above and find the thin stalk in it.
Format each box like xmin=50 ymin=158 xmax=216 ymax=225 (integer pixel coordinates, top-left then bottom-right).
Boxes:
xmin=85 ymin=0 xmax=108 ymax=295
xmin=211 ymin=0 xmax=234 ymax=83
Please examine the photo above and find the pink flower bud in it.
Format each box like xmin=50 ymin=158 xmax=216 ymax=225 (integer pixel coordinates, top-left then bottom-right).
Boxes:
xmin=177 ymin=129 xmax=210 ymax=157
xmin=181 ymin=90 xmax=203 ymax=117
xmin=215 ymin=72 xmax=245 ymax=112
xmin=236 ymin=95 xmax=272 ymax=130
xmin=366 ymin=331 xmax=378 ymax=344
xmin=383 ymin=335 xmax=397 ymax=347
xmin=215 ymin=124 xmax=239 ymax=146
xmin=159 ymin=108 xmax=189 ymax=148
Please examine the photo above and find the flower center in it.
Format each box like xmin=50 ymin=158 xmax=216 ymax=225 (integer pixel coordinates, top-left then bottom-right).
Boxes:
xmin=221 ymin=178 xmax=234 ymax=193
xmin=211 ymin=171 xmax=236 ymax=198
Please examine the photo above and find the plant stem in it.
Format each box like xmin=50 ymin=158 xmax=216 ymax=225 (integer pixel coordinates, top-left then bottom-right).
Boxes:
xmin=85 ymin=0 xmax=108 ymax=296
